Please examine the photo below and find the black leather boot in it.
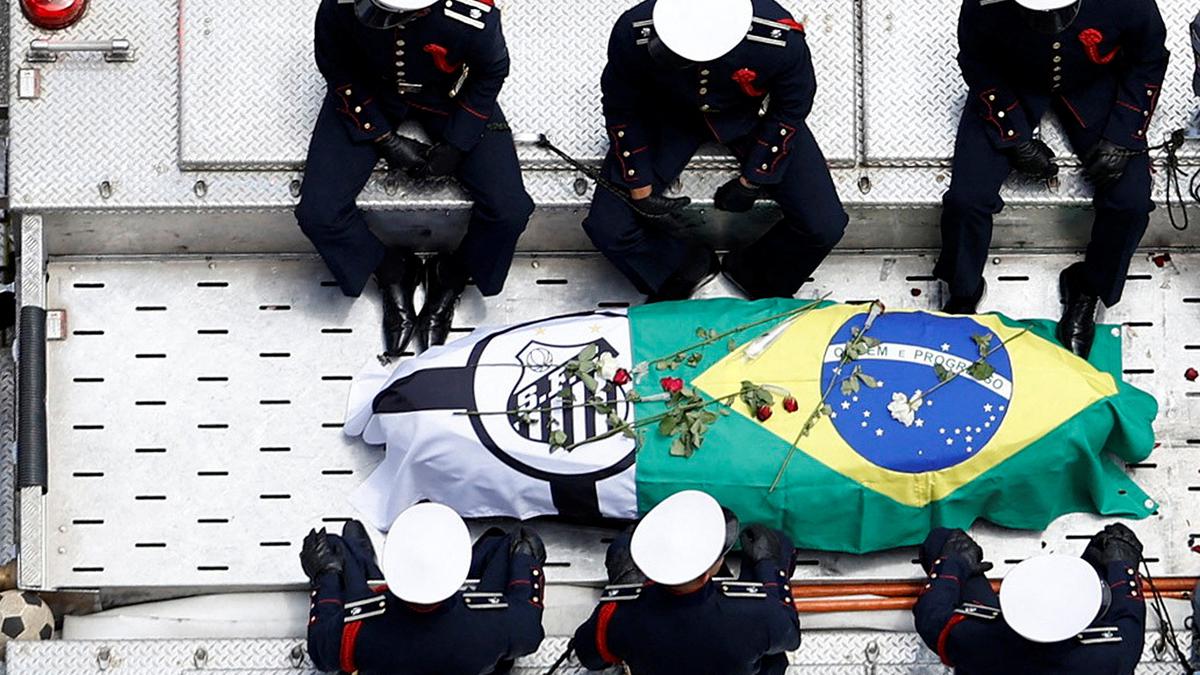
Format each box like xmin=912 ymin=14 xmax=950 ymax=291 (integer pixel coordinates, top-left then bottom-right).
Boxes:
xmin=941 ymin=280 xmax=986 ymax=315
xmin=416 ymin=255 xmax=468 ymax=350
xmin=374 ymin=249 xmax=422 ymax=359
xmin=647 ymin=247 xmax=720 ymax=303
xmin=1057 ymin=267 xmax=1099 ymax=359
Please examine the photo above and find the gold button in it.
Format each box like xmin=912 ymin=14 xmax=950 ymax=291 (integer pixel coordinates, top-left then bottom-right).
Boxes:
xmin=354 ymin=106 xmax=362 ymax=113
xmin=1146 ymin=89 xmax=1154 ymax=96
xmin=1143 ymin=111 xmax=1149 ymax=117
xmin=988 ymin=94 xmax=995 ymax=101
xmin=617 ymin=131 xmax=625 ymax=138
xmin=627 ymin=169 xmax=636 ymax=176
xmin=1053 ymin=66 xmax=1061 ymax=72
xmin=397 ymin=40 xmax=405 ymax=46
xmin=761 ymin=163 xmax=769 ymax=170
xmin=532 ymin=596 xmax=540 ymax=602
xmin=701 ymin=69 xmax=710 ymax=76
xmin=699 ymin=88 xmax=707 ymax=95
xmin=344 ymin=89 xmax=352 ymax=96
xmin=364 ymin=123 xmax=372 ymax=130
xmin=533 ymin=570 xmax=540 ymax=576
xmin=397 ymin=61 xmax=404 ymax=67
xmin=700 ymin=104 xmax=711 ymax=111
xmin=1054 ymin=56 xmax=1062 ymax=63
xmin=1007 ymin=130 xmax=1015 ymax=136
xmin=780 ymin=129 xmax=788 ymax=136
xmin=622 ymin=151 xmax=630 ymax=157
xmin=771 ymin=146 xmax=779 ymax=152
xmin=700 ymin=79 xmax=708 ymax=85
xmin=997 ymin=111 xmax=1005 ymax=118
xmin=1052 ymin=41 xmax=1061 ymax=49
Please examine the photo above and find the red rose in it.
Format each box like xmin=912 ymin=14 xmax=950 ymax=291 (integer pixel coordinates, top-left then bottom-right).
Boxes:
xmin=660 ymin=377 xmax=684 ymax=394
xmin=613 ymin=369 xmax=632 ymax=386
xmin=756 ymin=405 xmax=773 ymax=422
xmin=783 ymin=396 xmax=799 ymax=413
xmin=1186 ymin=368 xmax=1199 ymax=382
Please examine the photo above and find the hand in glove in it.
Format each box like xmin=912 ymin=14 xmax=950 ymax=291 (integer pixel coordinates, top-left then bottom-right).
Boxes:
xmin=509 ymin=525 xmax=548 ymax=565
xmin=300 ymin=528 xmax=344 ymax=583
xmin=630 ymin=192 xmax=692 ymax=219
xmin=376 ymin=134 xmax=431 ymax=174
xmin=713 ymin=178 xmax=762 ymax=213
xmin=1082 ymin=523 xmax=1144 ymax=569
xmin=1003 ymin=139 xmax=1059 ymax=180
xmin=739 ymin=524 xmax=789 ymax=569
xmin=605 ymin=529 xmax=647 ymax=586
xmin=419 ymin=143 xmax=465 ymax=178
xmin=940 ymin=529 xmax=993 ymax=577
xmin=1083 ymin=139 xmax=1134 ymax=189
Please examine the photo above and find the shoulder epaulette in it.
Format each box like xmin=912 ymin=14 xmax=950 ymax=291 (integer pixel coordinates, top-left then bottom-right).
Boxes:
xmin=745 ymin=16 xmax=802 ymax=48
xmin=344 ymin=594 xmax=387 ymax=623
xmin=599 ymin=583 xmax=645 ymax=602
xmin=1077 ymin=626 xmax=1123 ymax=645
xmin=463 ymin=591 xmax=509 ymax=610
xmin=954 ymin=602 xmax=1001 ymax=620
xmin=718 ymin=581 xmax=768 ymax=598
xmin=631 ymin=18 xmax=655 ymax=46
xmin=444 ymin=0 xmax=493 ymax=30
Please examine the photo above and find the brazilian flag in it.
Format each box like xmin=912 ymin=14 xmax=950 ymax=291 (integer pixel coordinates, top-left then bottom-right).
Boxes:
xmin=630 ymin=299 xmax=1158 ymax=554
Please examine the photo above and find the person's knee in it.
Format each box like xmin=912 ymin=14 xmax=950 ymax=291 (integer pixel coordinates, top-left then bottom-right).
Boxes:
xmin=810 ymin=206 xmax=848 ymax=249
xmin=942 ymin=182 xmax=1001 ymax=217
xmin=294 ymin=194 xmax=344 ymax=235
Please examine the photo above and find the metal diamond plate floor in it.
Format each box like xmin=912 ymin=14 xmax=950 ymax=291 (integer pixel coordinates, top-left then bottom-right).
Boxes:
xmin=30 ymin=250 xmax=1200 ymax=591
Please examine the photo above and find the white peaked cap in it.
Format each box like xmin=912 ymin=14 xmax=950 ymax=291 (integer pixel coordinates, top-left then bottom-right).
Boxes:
xmin=382 ymin=503 xmax=472 ymax=604
xmin=1000 ymin=555 xmax=1103 ymax=643
xmin=652 ymin=0 xmax=754 ymax=63
xmin=373 ymin=0 xmax=439 ymax=11
xmin=630 ymin=490 xmax=727 ymax=586
xmin=1014 ymin=0 xmax=1078 ymax=11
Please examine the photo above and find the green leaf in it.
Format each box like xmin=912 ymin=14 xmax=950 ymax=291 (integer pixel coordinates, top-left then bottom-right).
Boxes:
xmin=658 ymin=416 xmax=679 ymax=436
xmin=669 ymin=437 xmax=689 ymax=457
xmin=708 ymin=329 xmax=720 ymax=340
xmin=862 ymin=336 xmax=882 ymax=350
xmin=726 ymin=338 xmax=739 ymax=352
xmin=687 ymin=352 xmax=704 ymax=367
xmin=558 ymin=389 xmax=575 ymax=403
xmin=696 ymin=327 xmax=709 ymax=339
xmin=967 ymin=360 xmax=996 ymax=381
xmin=971 ymin=333 xmax=994 ymax=356
xmin=820 ymin=404 xmax=833 ymax=416
xmin=549 ymin=430 xmax=568 ymax=448
xmin=840 ymin=379 xmax=855 ymax=396
xmin=579 ymin=360 xmax=597 ymax=375
xmin=579 ymin=373 xmax=598 ymax=393
xmin=849 ymin=377 xmax=860 ymax=393
xmin=579 ymin=344 xmax=599 ymax=362
xmin=656 ymin=361 xmax=669 ymax=371
xmin=933 ymin=364 xmax=953 ymax=383
xmin=593 ymin=401 xmax=612 ymax=415
xmin=627 ymin=390 xmax=642 ymax=402
xmin=718 ymin=407 xmax=731 ymax=417
xmin=701 ymin=411 xmax=718 ymax=424
xmin=857 ymin=371 xmax=880 ymax=388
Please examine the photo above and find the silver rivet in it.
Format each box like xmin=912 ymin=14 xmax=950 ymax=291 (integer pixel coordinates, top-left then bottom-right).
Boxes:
xmin=99 ymin=181 xmax=113 ymax=199
xmin=193 ymin=180 xmax=208 ymax=198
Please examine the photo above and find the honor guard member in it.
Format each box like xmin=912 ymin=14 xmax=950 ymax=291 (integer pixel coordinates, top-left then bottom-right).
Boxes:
xmin=913 ymin=525 xmax=1146 ymax=674
xmin=937 ymin=0 xmax=1168 ymax=358
xmin=573 ymin=491 xmax=802 ymax=675
xmin=298 ymin=0 xmax=534 ymax=354
xmin=584 ymin=0 xmax=848 ymax=302
xmin=301 ymin=504 xmax=546 ymax=674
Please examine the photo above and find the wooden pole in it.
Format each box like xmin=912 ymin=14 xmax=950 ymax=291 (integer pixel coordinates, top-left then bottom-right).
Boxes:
xmin=791 ymin=577 xmax=1198 ymax=601
xmin=792 ymin=588 xmax=1194 ymax=613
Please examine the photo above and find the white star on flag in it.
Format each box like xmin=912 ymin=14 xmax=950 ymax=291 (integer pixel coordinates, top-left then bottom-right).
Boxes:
xmin=863 ymin=410 xmax=872 ymax=418
xmin=841 ymin=401 xmax=851 ymax=410
xmin=875 ymin=428 xmax=884 ymax=437
xmin=984 ymin=404 xmax=993 ymax=412
xmin=965 ymin=435 xmax=973 ymax=442
xmin=946 ymin=438 xmax=954 ymax=445
xmin=861 ymin=421 xmax=868 ymax=428
xmin=941 ymin=343 xmax=951 ymax=351
xmin=915 ymin=419 xmax=925 ymax=428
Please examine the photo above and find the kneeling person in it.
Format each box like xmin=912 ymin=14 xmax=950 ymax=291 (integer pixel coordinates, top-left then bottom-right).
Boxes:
xmin=914 ymin=525 xmax=1145 ymax=674
xmin=302 ymin=504 xmax=546 ymax=674
xmin=573 ymin=490 xmax=801 ymax=674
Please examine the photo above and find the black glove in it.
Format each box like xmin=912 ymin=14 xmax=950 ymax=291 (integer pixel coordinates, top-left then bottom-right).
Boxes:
xmin=1003 ymin=139 xmax=1059 ymax=180
xmin=510 ymin=525 xmax=548 ymax=565
xmin=341 ymin=519 xmax=378 ymax=561
xmin=300 ymin=528 xmax=344 ymax=583
xmin=739 ymin=524 xmax=787 ymax=569
xmin=629 ymin=192 xmax=691 ymax=219
xmin=1082 ymin=523 xmax=1144 ymax=569
xmin=376 ymin=134 xmax=431 ymax=174
xmin=420 ymin=143 xmax=465 ymax=178
xmin=939 ymin=529 xmax=993 ymax=577
xmin=605 ymin=530 xmax=647 ymax=586
xmin=1083 ymin=139 xmax=1134 ymax=189
xmin=713 ymin=178 xmax=762 ymax=213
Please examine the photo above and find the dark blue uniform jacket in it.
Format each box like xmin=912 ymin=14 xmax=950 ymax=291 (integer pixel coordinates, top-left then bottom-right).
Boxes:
xmin=314 ymin=0 xmax=510 ymax=151
xmin=914 ymin=555 xmax=1146 ymax=675
xmin=957 ymin=0 xmax=1168 ymax=150
xmin=601 ymin=0 xmax=817 ymax=188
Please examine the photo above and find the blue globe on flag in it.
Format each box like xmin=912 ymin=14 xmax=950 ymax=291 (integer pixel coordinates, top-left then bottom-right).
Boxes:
xmin=820 ymin=312 xmax=1014 ymax=473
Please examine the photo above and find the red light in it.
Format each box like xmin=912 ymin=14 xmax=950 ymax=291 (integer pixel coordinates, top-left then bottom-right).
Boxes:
xmin=21 ymin=0 xmax=88 ymax=30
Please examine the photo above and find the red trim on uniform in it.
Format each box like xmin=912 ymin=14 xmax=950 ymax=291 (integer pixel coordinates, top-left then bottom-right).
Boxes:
xmin=702 ymin=114 xmax=724 ymax=142
xmin=369 ymin=584 xmax=389 ymax=593
xmin=595 ymin=602 xmax=621 ymax=665
xmin=407 ymin=101 xmax=450 ymax=116
xmin=978 ymin=89 xmax=1016 ymax=142
xmin=778 ymin=18 xmax=805 ymax=32
xmin=759 ymin=123 xmax=796 ymax=174
xmin=1078 ymin=28 xmax=1119 ymax=65
xmin=458 ymin=100 xmax=488 ymax=120
xmin=423 ymin=44 xmax=461 ymax=74
xmin=936 ymin=614 xmax=967 ymax=667
xmin=1116 ymin=100 xmax=1141 ymax=113
xmin=732 ymin=68 xmax=767 ymax=97
xmin=1059 ymin=95 xmax=1087 ymax=128
xmin=340 ymin=621 xmax=363 ymax=673
xmin=317 ymin=598 xmax=343 ymax=606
